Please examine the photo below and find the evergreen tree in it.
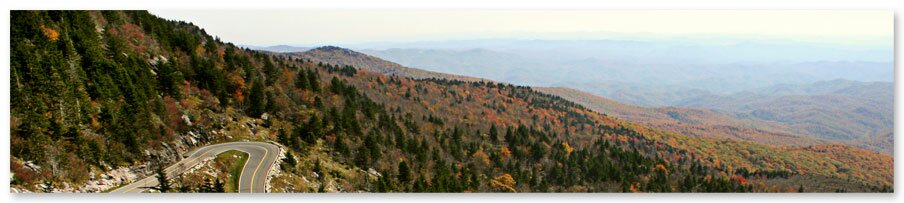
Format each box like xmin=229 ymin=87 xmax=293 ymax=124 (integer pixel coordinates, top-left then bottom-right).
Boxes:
xmin=283 ymin=151 xmax=296 ymax=166
xmin=330 ymin=76 xmax=343 ymax=94
xmin=214 ymin=178 xmax=225 ymax=192
xmin=295 ymin=69 xmax=310 ymax=90
xmin=299 ymin=116 xmax=322 ymax=144
xmin=307 ymin=69 xmax=321 ymax=92
xmin=489 ymin=124 xmax=499 ymax=143
xmin=247 ymin=79 xmax=266 ymax=118
xmin=177 ymin=175 xmax=192 ymax=192
xmin=42 ymin=179 xmax=54 ymax=193
xmin=155 ymin=164 xmax=171 ymax=193
xmin=364 ymin=133 xmax=382 ymax=163
xmin=313 ymin=159 xmax=323 ymax=177
xmin=277 ymin=129 xmax=292 ymax=149
xmin=155 ymin=61 xmax=182 ymax=98
xmin=199 ymin=178 xmax=213 ymax=192
xmin=334 ymin=134 xmax=350 ymax=155
xmin=398 ymin=160 xmax=411 ymax=183
xmin=263 ymin=57 xmax=278 ymax=85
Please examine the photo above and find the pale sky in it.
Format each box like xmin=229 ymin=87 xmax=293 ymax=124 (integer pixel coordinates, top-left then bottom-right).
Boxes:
xmin=149 ymin=10 xmax=893 ymax=46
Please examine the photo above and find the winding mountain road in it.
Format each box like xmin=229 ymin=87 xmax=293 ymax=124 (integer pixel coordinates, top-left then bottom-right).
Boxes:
xmin=109 ymin=142 xmax=280 ymax=193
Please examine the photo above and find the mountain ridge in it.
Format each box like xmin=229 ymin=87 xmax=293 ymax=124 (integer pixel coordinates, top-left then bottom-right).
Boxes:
xmin=293 ymin=46 xmax=486 ymax=82
xmin=244 ymin=44 xmax=310 ymax=53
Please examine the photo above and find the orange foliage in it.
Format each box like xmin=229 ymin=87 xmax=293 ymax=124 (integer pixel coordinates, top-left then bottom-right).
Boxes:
xmin=230 ymin=75 xmax=246 ymax=103
xmin=472 ymin=150 xmax=491 ymax=165
xmin=234 ymin=89 xmax=244 ymax=103
xmin=629 ymin=182 xmax=641 ymax=193
xmin=655 ymin=164 xmax=669 ymax=174
xmin=40 ymin=25 xmax=59 ymax=41
xmin=500 ymin=146 xmax=512 ymax=158
xmin=732 ymin=175 xmax=749 ymax=184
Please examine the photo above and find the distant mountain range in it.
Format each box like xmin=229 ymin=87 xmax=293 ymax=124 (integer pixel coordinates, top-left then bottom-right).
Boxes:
xmin=675 ymin=79 xmax=894 ymax=154
xmin=534 ymin=86 xmax=829 ymax=147
xmin=251 ymin=44 xmax=894 ymax=155
xmin=538 ymin=79 xmax=894 ymax=154
xmin=354 ymin=44 xmax=891 ymax=107
xmin=243 ymin=44 xmax=311 ymax=53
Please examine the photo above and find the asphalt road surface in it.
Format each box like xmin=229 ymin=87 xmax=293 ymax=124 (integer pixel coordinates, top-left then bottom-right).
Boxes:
xmin=108 ymin=142 xmax=280 ymax=193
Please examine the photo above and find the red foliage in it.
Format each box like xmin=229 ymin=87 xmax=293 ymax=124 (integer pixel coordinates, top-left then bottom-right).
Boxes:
xmin=10 ymin=160 xmax=40 ymax=185
xmin=163 ymin=96 xmax=184 ymax=132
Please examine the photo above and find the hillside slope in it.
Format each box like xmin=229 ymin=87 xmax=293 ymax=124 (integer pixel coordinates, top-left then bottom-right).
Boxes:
xmin=283 ymin=47 xmax=894 ymax=191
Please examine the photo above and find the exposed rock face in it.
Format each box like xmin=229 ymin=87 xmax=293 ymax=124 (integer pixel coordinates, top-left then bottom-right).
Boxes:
xmin=366 ymin=168 xmax=381 ymax=178
xmin=12 ymin=165 xmax=144 ymax=193
xmin=10 ymin=187 xmax=31 ymax=193
xmin=265 ymin=142 xmax=286 ymax=193
xmin=50 ymin=128 xmax=205 ymax=192
xmin=148 ymin=55 xmax=168 ymax=66
xmin=78 ymin=167 xmax=141 ymax=193
xmin=182 ymin=114 xmax=193 ymax=126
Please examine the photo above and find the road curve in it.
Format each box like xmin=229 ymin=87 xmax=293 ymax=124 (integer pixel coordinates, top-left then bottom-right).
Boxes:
xmin=109 ymin=142 xmax=280 ymax=193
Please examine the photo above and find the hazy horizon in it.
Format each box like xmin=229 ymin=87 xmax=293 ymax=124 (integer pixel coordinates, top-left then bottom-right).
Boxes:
xmin=150 ymin=10 xmax=892 ymax=48
xmin=153 ymin=9 xmax=893 ymax=106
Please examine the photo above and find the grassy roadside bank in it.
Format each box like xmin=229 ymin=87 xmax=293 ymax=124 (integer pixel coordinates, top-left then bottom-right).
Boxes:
xmin=215 ymin=150 xmax=249 ymax=193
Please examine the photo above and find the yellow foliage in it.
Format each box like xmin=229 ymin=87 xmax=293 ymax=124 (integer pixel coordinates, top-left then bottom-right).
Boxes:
xmin=490 ymin=173 xmax=517 ymax=192
xmin=563 ymin=142 xmax=574 ymax=155
xmin=195 ymin=43 xmax=205 ymax=54
xmin=90 ymin=115 xmax=101 ymax=129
